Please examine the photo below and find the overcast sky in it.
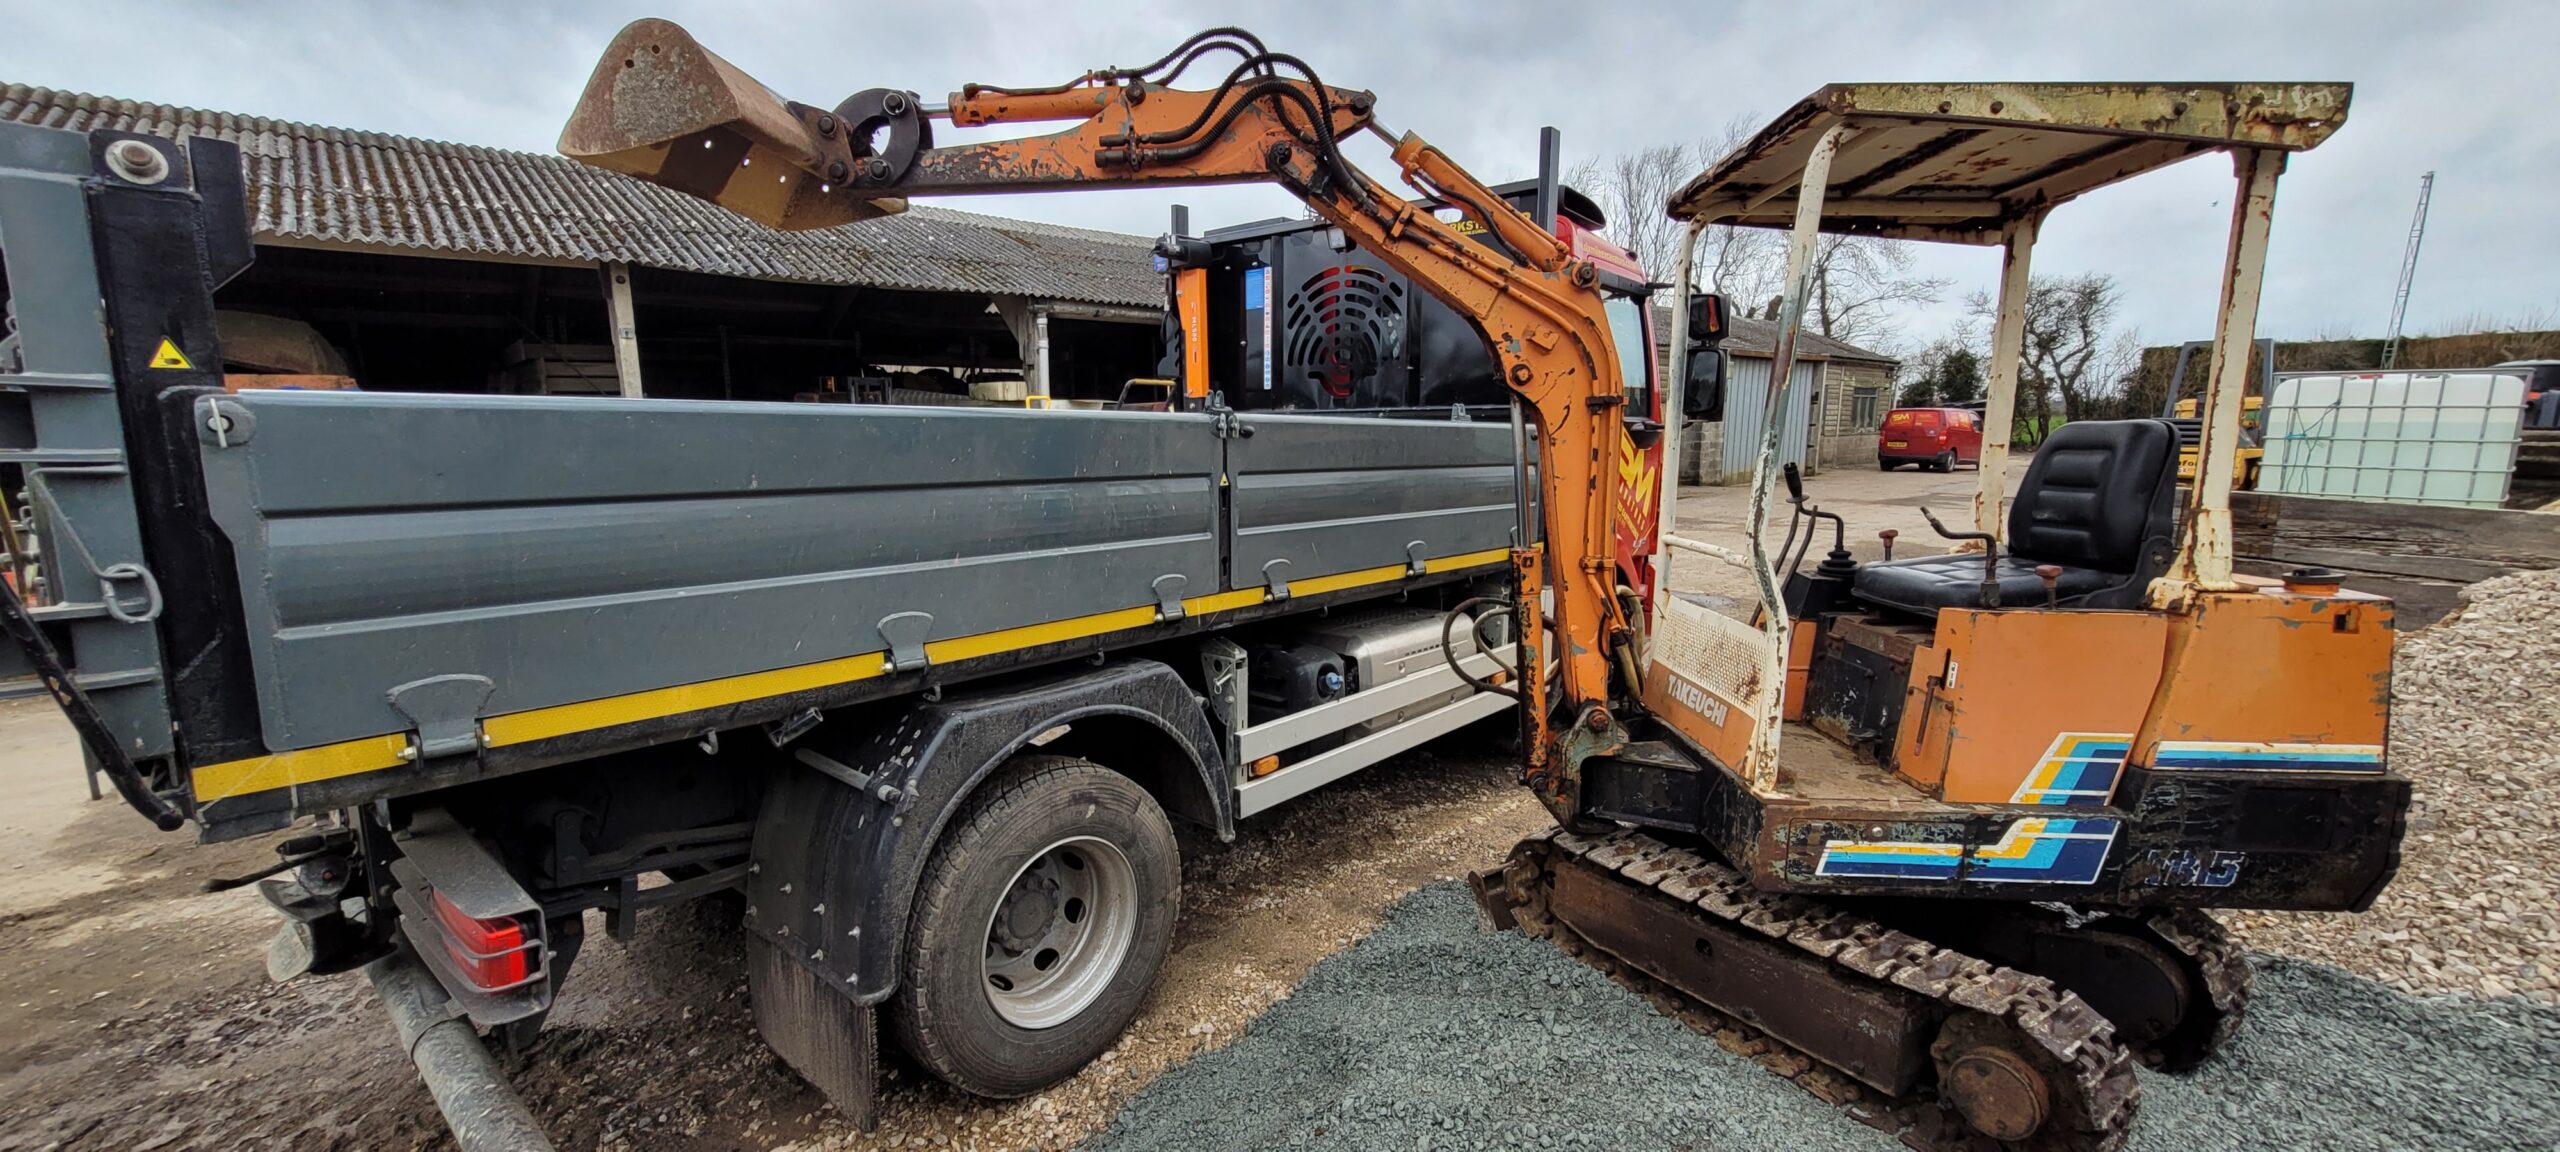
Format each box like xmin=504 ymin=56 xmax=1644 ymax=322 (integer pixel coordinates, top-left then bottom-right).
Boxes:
xmin=6 ymin=0 xmax=2553 ymax=355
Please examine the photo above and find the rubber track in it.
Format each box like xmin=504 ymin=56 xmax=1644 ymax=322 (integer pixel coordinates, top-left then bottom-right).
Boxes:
xmin=2133 ymin=908 xmax=2251 ymax=1070
xmin=1510 ymin=827 xmax=2143 ymax=1152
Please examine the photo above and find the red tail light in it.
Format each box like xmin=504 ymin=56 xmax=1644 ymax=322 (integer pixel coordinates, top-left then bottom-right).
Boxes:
xmin=429 ymin=888 xmax=536 ymax=990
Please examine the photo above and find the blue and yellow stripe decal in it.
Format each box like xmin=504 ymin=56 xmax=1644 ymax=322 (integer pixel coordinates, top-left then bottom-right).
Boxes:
xmin=2152 ymin=740 xmax=2385 ymax=773
xmin=1963 ymin=817 xmax=2120 ymax=884
xmin=191 ymin=547 xmax=1513 ymax=806
xmin=1818 ymin=817 xmax=2121 ymax=884
xmin=1815 ymin=732 xmax=2386 ymax=884
xmin=1811 ymin=837 xmax=1963 ymax=880
xmin=2013 ymin=733 xmax=2131 ymax=806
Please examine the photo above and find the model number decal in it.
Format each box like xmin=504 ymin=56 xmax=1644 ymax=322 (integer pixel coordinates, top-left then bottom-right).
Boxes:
xmin=2135 ymin=848 xmax=2244 ymax=888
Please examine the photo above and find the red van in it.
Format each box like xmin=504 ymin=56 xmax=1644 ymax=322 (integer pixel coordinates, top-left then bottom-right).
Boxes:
xmin=1878 ymin=406 xmax=1981 ymax=471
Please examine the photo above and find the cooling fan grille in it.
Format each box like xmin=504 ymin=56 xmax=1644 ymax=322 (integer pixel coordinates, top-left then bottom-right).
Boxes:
xmin=1282 ymin=265 xmax=1405 ymax=399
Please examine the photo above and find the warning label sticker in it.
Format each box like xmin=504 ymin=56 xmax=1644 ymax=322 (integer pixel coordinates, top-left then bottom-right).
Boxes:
xmin=148 ymin=338 xmax=192 ymax=370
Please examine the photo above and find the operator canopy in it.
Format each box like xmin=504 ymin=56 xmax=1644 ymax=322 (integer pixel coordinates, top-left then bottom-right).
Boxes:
xmin=1668 ymin=82 xmax=2349 ymax=242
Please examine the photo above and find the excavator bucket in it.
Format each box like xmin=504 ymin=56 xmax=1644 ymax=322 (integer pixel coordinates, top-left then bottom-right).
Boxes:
xmin=559 ymin=18 xmax=904 ymax=230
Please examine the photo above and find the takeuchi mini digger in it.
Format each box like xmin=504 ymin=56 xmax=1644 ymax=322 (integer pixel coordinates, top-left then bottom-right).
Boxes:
xmin=555 ymin=25 xmax=2404 ymax=1149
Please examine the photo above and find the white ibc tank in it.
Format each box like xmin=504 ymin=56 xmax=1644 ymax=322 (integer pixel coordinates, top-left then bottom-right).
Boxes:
xmin=2259 ymin=370 xmax=2526 ymax=508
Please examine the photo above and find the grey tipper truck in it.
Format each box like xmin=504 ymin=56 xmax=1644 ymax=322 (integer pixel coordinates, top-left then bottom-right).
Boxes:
xmin=0 ymin=123 xmax=1537 ymax=1138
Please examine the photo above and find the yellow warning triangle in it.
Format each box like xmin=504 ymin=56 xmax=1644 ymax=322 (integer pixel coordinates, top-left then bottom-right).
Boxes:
xmin=148 ymin=338 xmax=192 ymax=370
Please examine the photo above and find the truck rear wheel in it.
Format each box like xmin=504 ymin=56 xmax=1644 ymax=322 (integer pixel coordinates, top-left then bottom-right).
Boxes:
xmin=889 ymin=754 xmax=1179 ymax=1097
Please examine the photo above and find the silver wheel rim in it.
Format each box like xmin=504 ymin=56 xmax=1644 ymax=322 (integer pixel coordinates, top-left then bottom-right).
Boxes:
xmin=981 ymin=835 xmax=1138 ymax=1029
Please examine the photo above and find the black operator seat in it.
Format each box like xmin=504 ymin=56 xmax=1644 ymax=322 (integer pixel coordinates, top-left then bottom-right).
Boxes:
xmin=1851 ymin=419 xmax=2181 ymax=615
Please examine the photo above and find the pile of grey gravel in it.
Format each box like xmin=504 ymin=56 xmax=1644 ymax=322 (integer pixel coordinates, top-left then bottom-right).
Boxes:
xmin=1083 ymin=883 xmax=2560 ymax=1152
xmin=2226 ymin=567 xmax=2560 ymax=1002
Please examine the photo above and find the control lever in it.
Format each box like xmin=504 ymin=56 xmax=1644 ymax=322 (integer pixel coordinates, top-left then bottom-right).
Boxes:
xmin=2036 ymin=564 xmax=2063 ymax=609
xmin=1774 ymin=463 xmax=1851 ymax=580
xmin=1917 ymin=506 xmax=2002 ymax=609
xmin=1878 ymin=529 xmax=1898 ymax=562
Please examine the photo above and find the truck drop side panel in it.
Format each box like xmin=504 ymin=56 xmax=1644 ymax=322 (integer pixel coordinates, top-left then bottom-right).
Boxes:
xmin=1226 ymin=413 xmax=1515 ymax=587
xmin=195 ymin=392 xmax=1228 ymax=752
xmin=178 ymin=392 xmax=1515 ymax=818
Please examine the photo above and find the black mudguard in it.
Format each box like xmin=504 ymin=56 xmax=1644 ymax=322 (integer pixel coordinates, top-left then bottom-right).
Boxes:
xmin=743 ymin=658 xmax=1225 ymax=1124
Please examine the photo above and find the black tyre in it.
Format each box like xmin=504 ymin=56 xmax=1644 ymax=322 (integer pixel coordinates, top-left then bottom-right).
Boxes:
xmin=1932 ymin=450 xmax=1955 ymax=473
xmin=1879 ymin=459 xmax=1901 ymax=471
xmin=889 ymin=755 xmax=1179 ymax=1097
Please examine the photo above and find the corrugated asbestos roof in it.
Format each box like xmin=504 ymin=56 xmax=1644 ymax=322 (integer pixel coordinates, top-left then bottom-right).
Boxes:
xmin=0 ymin=83 xmax=1162 ymax=308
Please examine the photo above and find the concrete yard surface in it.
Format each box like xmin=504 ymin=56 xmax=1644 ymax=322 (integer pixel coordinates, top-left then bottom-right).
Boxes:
xmin=1661 ymin=466 xmax=2019 ymax=612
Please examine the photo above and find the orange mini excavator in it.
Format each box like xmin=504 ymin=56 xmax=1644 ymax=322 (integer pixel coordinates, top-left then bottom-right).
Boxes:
xmin=564 ymin=26 xmax=2400 ymax=1148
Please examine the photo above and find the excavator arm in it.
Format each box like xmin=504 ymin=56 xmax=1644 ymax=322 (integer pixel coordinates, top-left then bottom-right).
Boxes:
xmin=561 ymin=20 xmax=1636 ymax=806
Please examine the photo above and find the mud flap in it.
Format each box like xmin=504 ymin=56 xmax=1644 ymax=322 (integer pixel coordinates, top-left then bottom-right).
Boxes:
xmin=748 ymin=936 xmax=878 ymax=1131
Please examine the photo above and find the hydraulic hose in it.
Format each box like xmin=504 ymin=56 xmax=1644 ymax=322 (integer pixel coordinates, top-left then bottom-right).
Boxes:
xmin=1442 ymin=596 xmax=1524 ymax=702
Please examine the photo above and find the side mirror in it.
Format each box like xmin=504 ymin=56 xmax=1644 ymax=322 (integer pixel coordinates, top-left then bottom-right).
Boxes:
xmin=1686 ymin=292 xmax=1730 ymax=345
xmin=1683 ymin=346 xmax=1727 ymax=421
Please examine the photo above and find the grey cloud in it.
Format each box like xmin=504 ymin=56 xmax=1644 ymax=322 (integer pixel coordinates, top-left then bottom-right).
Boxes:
xmin=3 ymin=0 xmax=2548 ymax=348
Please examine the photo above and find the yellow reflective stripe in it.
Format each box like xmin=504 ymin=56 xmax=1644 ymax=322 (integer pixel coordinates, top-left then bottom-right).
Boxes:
xmin=481 ymin=648 xmax=891 ymax=748
xmin=192 ymin=734 xmax=412 ymax=804
xmin=190 ymin=547 xmax=1512 ymax=800
xmin=1425 ymin=547 xmax=1510 ymax=573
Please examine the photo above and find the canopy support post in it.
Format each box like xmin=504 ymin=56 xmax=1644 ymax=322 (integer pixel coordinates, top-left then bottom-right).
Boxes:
xmin=1975 ymin=213 xmax=2039 ymax=538
xmin=1654 ymin=216 xmax=1711 ymax=626
xmin=2161 ymin=146 xmax=2283 ymax=597
xmin=1740 ymin=120 xmax=1851 ymax=791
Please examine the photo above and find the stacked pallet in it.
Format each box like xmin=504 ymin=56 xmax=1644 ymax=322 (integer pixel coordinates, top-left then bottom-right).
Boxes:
xmin=494 ymin=341 xmax=620 ymax=395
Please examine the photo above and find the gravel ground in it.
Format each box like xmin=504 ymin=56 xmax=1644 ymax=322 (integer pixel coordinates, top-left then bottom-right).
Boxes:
xmin=2224 ymin=568 xmax=2560 ymax=1003
xmin=1085 ymin=883 xmax=2560 ymax=1152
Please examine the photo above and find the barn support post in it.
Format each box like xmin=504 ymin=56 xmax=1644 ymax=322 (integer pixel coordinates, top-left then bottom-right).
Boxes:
xmin=993 ymin=295 xmax=1052 ymax=404
xmin=601 ymin=261 xmax=644 ymax=398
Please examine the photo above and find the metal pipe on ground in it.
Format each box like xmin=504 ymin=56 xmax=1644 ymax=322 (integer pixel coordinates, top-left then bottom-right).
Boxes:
xmin=368 ymin=942 xmax=556 ymax=1152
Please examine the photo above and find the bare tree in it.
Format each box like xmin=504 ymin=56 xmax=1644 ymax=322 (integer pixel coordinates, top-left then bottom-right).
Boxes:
xmin=2093 ymin=329 xmax=2145 ymax=419
xmin=1569 ymin=116 xmax=1785 ymax=306
xmin=1967 ymin=272 xmax=2130 ymax=432
xmin=1810 ymin=235 xmax=1950 ymax=347
xmin=1569 ymin=124 xmax=1943 ymax=347
xmin=1573 ymin=143 xmax=1689 ymax=285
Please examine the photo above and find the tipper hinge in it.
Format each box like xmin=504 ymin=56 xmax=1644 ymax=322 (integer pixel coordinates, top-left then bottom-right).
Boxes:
xmin=877 ymin=611 xmax=934 ymax=674
xmin=1152 ymin=574 xmax=1188 ymax=622
xmin=387 ymin=675 xmax=494 ymax=762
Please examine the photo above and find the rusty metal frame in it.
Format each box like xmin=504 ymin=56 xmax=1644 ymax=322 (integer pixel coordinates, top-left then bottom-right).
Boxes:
xmin=1665 ymin=83 xmax=2347 ymax=243
xmin=2160 ymin=147 xmax=2285 ymax=593
xmin=1975 ymin=212 xmax=2040 ymax=537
